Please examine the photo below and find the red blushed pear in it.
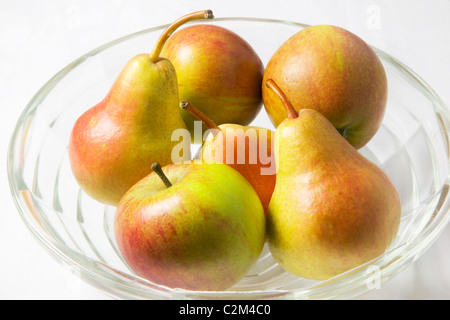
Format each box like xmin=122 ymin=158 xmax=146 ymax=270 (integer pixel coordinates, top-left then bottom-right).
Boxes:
xmin=262 ymin=25 xmax=388 ymax=149
xmin=68 ymin=10 xmax=214 ymax=206
xmin=180 ymin=100 xmax=276 ymax=214
xmin=265 ymin=79 xmax=401 ymax=280
xmin=114 ymin=162 xmax=266 ymax=291
xmin=161 ymin=24 xmax=264 ymax=143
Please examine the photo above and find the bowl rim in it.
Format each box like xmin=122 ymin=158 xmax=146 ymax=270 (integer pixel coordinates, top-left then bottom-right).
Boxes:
xmin=7 ymin=16 xmax=450 ymax=300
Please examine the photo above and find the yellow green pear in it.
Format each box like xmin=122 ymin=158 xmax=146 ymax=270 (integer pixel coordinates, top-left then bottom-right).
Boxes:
xmin=266 ymin=80 xmax=401 ymax=280
xmin=68 ymin=11 xmax=214 ymax=205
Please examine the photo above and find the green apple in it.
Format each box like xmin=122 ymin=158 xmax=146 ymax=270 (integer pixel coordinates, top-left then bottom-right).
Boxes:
xmin=114 ymin=162 xmax=266 ymax=291
xmin=262 ymin=24 xmax=388 ymax=149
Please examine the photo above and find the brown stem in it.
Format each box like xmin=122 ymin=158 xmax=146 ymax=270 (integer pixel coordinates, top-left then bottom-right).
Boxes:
xmin=180 ymin=100 xmax=221 ymax=135
xmin=151 ymin=163 xmax=172 ymax=188
xmin=265 ymin=79 xmax=298 ymax=119
xmin=149 ymin=10 xmax=214 ymax=62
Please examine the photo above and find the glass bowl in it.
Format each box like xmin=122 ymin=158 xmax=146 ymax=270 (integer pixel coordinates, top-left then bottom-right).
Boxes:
xmin=7 ymin=17 xmax=450 ymax=300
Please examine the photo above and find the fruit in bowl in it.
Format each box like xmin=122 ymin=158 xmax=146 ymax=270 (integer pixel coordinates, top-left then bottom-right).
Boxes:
xmin=66 ymin=10 xmax=402 ymax=291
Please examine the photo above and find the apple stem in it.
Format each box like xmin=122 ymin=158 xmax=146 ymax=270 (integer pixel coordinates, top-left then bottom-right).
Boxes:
xmin=180 ymin=100 xmax=221 ymax=135
xmin=265 ymin=79 xmax=298 ymax=119
xmin=149 ymin=10 xmax=214 ymax=62
xmin=151 ymin=163 xmax=172 ymax=188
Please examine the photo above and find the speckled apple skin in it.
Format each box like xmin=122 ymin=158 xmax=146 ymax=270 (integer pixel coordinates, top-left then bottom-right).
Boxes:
xmin=262 ymin=25 xmax=388 ymax=149
xmin=114 ymin=163 xmax=266 ymax=291
xmin=201 ymin=124 xmax=276 ymax=214
xmin=161 ymin=25 xmax=264 ymax=142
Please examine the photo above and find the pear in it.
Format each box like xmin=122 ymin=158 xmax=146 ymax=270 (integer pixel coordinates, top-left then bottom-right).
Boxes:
xmin=266 ymin=80 xmax=401 ymax=280
xmin=68 ymin=10 xmax=214 ymax=206
xmin=180 ymin=100 xmax=276 ymax=214
xmin=262 ymin=25 xmax=388 ymax=149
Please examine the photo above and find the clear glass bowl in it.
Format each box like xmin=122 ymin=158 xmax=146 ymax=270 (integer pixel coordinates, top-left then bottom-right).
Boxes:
xmin=7 ymin=17 xmax=450 ymax=300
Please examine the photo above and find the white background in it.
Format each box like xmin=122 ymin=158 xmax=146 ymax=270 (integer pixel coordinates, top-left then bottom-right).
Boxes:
xmin=1 ymin=0 xmax=450 ymax=299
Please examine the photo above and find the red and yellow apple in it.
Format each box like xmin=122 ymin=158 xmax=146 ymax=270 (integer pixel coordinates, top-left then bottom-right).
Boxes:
xmin=181 ymin=101 xmax=276 ymax=214
xmin=262 ymin=24 xmax=388 ymax=149
xmin=161 ymin=24 xmax=264 ymax=142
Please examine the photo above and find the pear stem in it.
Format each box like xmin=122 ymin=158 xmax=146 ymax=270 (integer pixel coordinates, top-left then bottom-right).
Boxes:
xmin=265 ymin=79 xmax=298 ymax=119
xmin=149 ymin=10 xmax=214 ymax=62
xmin=180 ymin=100 xmax=221 ymax=135
xmin=151 ymin=163 xmax=172 ymax=188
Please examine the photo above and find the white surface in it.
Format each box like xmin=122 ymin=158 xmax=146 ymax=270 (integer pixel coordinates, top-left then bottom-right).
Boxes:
xmin=1 ymin=0 xmax=450 ymax=300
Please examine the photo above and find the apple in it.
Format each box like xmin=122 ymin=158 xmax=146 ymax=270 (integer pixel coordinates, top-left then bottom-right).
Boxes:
xmin=180 ymin=100 xmax=276 ymax=214
xmin=161 ymin=24 xmax=264 ymax=142
xmin=114 ymin=162 xmax=266 ymax=291
xmin=262 ymin=24 xmax=388 ymax=149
